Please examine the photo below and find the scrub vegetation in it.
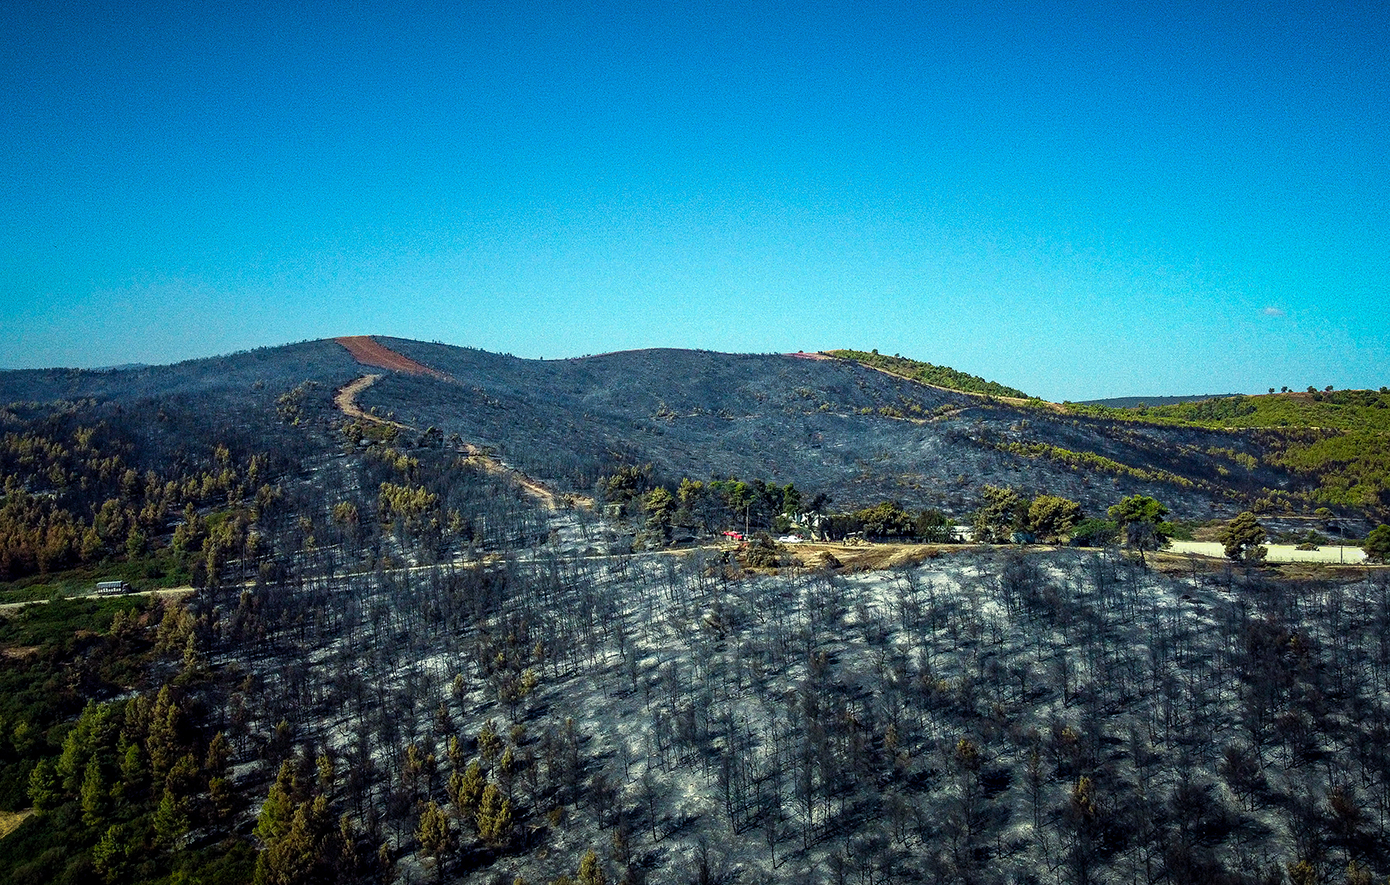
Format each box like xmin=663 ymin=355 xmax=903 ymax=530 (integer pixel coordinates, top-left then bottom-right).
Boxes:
xmin=823 ymin=350 xmax=1031 ymax=400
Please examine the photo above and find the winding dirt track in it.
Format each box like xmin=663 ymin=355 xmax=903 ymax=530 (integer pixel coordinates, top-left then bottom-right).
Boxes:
xmin=455 ymin=444 xmax=575 ymax=510
xmin=332 ymin=373 xmax=416 ymax=430
xmin=332 ymin=336 xmax=590 ymax=510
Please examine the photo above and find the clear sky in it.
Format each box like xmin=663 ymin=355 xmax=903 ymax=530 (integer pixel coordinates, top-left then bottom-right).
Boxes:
xmin=2 ymin=1 xmax=1387 ymax=400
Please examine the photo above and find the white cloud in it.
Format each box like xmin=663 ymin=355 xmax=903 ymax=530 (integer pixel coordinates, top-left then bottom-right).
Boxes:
xmin=1263 ymin=306 xmax=1286 ymax=318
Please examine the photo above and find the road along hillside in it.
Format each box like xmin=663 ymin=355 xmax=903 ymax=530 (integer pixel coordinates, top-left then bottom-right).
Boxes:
xmin=331 ymin=337 xmax=587 ymax=511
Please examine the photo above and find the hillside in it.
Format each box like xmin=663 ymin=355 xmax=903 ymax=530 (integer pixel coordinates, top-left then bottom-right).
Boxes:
xmin=824 ymin=349 xmax=1390 ymax=518
xmin=1058 ymin=392 xmax=1390 ymax=510
xmin=1064 ymin=389 xmax=1390 ymax=433
xmin=4 ymin=337 xmax=1382 ymax=525
xmin=357 ymin=339 xmax=1384 ymax=526
xmin=2 ymin=336 xmax=1390 ymax=885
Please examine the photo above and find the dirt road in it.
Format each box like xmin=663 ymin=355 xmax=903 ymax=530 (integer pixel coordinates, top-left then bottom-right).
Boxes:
xmin=455 ymin=444 xmax=592 ymax=510
xmin=333 ymin=373 xmax=416 ymax=431
xmin=330 ymin=339 xmax=588 ymax=511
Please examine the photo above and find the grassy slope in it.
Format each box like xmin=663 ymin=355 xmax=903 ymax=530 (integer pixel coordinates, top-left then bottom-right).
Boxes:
xmin=1064 ymin=391 xmax=1390 ymax=509
xmin=823 ymin=350 xmax=1031 ymax=399
xmin=1062 ymin=389 xmax=1390 ymax=432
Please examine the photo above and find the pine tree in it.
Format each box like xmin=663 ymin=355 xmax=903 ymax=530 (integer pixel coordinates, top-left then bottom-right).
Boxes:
xmin=81 ymin=759 xmax=108 ymax=828
xmin=477 ymin=783 xmax=513 ymax=847
xmin=92 ymin=824 xmax=132 ymax=884
xmin=153 ymin=790 xmax=190 ymax=849
xmin=450 ymin=760 xmax=485 ymax=825
xmin=147 ymin=685 xmax=181 ymax=781
xmin=479 ymin=719 xmax=503 ymax=763
xmin=577 ymin=849 xmax=607 ymax=885
xmin=117 ymin=739 xmax=146 ymax=801
xmin=416 ymin=801 xmax=454 ymax=882
xmin=27 ymin=758 xmax=61 ymax=811
xmin=209 ymin=776 xmax=236 ymax=823
xmin=256 ymin=796 xmax=329 ymax=885
xmin=256 ymin=760 xmax=298 ymax=843
xmin=206 ymin=731 xmax=232 ymax=777
xmin=1108 ymin=494 xmax=1170 ymax=564
xmin=317 ymin=753 xmax=336 ymax=794
xmin=1218 ymin=511 xmax=1267 ymax=563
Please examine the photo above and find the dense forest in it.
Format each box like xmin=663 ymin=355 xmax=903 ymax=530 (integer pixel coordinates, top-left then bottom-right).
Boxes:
xmin=2 ymin=338 xmax=1389 ymax=885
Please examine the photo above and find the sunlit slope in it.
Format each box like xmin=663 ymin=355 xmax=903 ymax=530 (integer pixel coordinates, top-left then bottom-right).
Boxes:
xmin=823 ymin=349 xmax=1031 ymax=399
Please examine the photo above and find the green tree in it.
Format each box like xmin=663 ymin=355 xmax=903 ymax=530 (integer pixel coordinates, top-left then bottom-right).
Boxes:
xmin=781 ymin=483 xmax=803 ymax=517
xmin=57 ymin=701 xmax=117 ymax=792
xmin=117 ymin=739 xmax=146 ymax=801
xmin=27 ymin=758 xmax=61 ymax=811
xmin=92 ymin=824 xmax=133 ymax=884
xmin=721 ymin=480 xmax=755 ymax=534
xmin=478 ymin=719 xmax=503 ymax=764
xmin=1107 ymin=495 xmax=1170 ymax=564
xmin=1363 ymin=524 xmax=1390 ymax=563
xmin=81 ymin=759 xmax=109 ymax=828
xmin=914 ymin=508 xmax=955 ymax=543
xmin=642 ymin=487 xmax=677 ymax=544
xmin=256 ymin=795 xmax=330 ymax=885
xmin=125 ymin=527 xmax=147 ymax=559
xmin=972 ymin=486 xmax=1024 ymax=543
xmin=577 ymin=849 xmax=607 ymax=885
xmin=206 ymin=730 xmax=232 ymax=777
xmin=855 ymin=501 xmax=914 ymax=538
xmin=1027 ymin=495 xmax=1083 ymax=543
xmin=449 ymin=760 xmax=485 ymax=824
xmin=209 ymin=775 xmax=236 ymax=823
xmin=1069 ymin=518 xmax=1117 ymax=548
xmin=256 ymin=761 xmax=299 ymax=844
xmin=598 ymin=465 xmax=653 ymax=512
xmin=153 ymin=790 xmax=190 ymax=848
xmin=1218 ymin=511 xmax=1268 ymax=563
xmin=476 ymin=783 xmax=513 ymax=847
xmin=417 ymin=801 xmax=454 ymax=882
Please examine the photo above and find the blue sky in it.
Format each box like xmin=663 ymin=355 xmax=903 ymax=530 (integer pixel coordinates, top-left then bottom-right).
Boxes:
xmin=2 ymin=1 xmax=1387 ymax=400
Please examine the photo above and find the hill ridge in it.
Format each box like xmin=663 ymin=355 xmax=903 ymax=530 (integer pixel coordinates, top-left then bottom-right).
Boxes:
xmin=3 ymin=336 xmax=1385 ymax=523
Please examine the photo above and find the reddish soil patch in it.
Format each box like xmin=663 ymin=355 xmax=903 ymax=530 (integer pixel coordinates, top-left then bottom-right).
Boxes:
xmin=335 ymin=336 xmax=449 ymax=379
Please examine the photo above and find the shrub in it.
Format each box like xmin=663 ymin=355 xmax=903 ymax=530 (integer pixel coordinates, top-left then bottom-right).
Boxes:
xmin=1364 ymin=525 xmax=1390 ymax=563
